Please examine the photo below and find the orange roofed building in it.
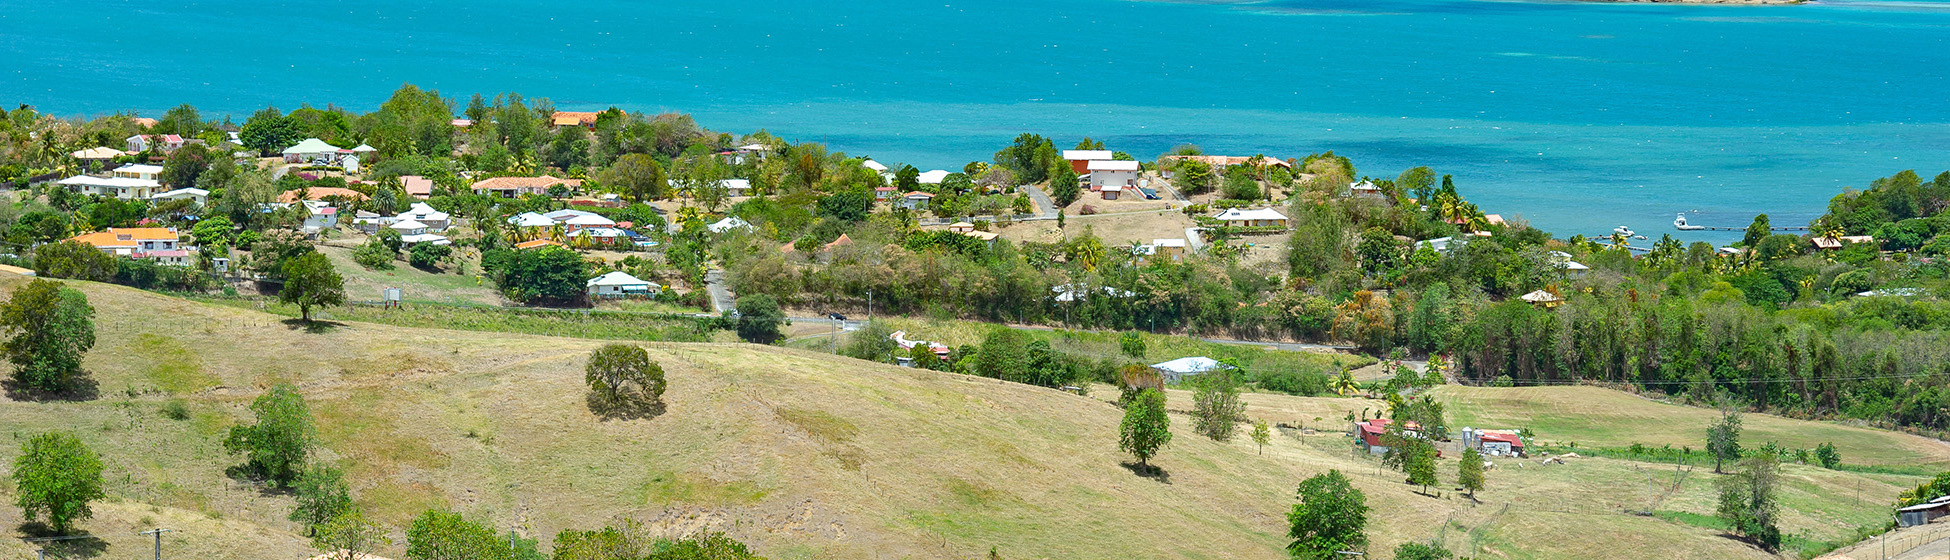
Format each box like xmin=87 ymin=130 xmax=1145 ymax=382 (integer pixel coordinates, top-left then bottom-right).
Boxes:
xmin=550 ymin=111 xmax=601 ymax=130
xmin=67 ymin=228 xmax=187 ymax=264
xmin=279 ymin=187 xmax=369 ymax=203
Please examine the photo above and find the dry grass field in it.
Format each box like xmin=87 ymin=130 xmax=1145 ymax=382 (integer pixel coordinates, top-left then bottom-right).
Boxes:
xmin=0 ymin=276 xmax=1936 ymax=559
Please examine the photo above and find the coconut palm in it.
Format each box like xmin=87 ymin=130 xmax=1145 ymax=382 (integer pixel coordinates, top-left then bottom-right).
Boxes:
xmin=1332 ymin=368 xmax=1360 ymax=396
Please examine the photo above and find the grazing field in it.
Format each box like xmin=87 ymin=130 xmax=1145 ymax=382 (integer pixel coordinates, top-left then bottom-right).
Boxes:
xmin=0 ymin=277 xmax=1936 ymax=559
xmin=1434 ymin=385 xmax=1950 ymax=469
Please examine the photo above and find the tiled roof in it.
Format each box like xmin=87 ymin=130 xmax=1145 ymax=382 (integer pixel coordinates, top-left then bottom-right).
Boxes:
xmin=280 ymin=187 xmax=369 ymax=203
xmin=471 ymin=175 xmax=583 ymax=191
xmin=68 ymin=227 xmax=178 ymax=247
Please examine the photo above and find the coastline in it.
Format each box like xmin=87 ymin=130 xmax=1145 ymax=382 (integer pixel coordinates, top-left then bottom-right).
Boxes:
xmin=1576 ymin=0 xmax=1804 ymax=4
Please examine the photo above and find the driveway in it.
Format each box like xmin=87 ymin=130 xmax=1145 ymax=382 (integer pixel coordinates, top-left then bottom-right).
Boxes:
xmin=702 ymin=269 xmax=735 ymax=314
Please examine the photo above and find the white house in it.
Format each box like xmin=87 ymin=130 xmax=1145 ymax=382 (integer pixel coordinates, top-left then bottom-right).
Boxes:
xmin=1212 ymin=207 xmax=1289 ymax=228
xmin=301 ymin=201 xmax=339 ymax=232
xmin=1086 ymin=160 xmax=1140 ymax=190
xmin=389 ymin=219 xmax=430 ymax=236
xmin=508 ymin=212 xmax=557 ymax=229
xmin=1349 ymin=180 xmax=1386 ymax=201
xmin=716 ymin=179 xmax=752 ymax=197
xmin=282 ymin=138 xmax=344 ymax=163
xmin=917 ymin=170 xmax=951 ymax=185
xmin=707 ymin=216 xmax=753 ymax=234
xmin=587 ymin=271 xmax=659 ymax=297
xmin=898 ymin=191 xmax=934 ymax=210
xmin=396 ymin=202 xmax=450 ymax=231
xmin=399 ymin=233 xmax=450 ymax=246
xmin=126 ymin=134 xmax=184 ymax=153
xmin=58 ymin=163 xmax=166 ymax=199
xmin=150 ymin=187 xmax=210 ymax=206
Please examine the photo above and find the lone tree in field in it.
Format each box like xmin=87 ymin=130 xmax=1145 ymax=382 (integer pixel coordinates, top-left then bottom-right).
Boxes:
xmin=1119 ymin=388 xmax=1172 ymax=471
xmin=1458 ymin=446 xmax=1485 ymax=501
xmin=585 ymin=344 xmax=667 ymax=418
xmin=291 ymin=464 xmax=354 ymax=535
xmin=280 ymin=251 xmax=346 ymax=323
xmin=1288 ymin=470 xmax=1368 ymax=560
xmin=1813 ymin=442 xmax=1841 ymax=469
xmin=1402 ymin=438 xmax=1439 ymax=494
xmin=1707 ymin=409 xmax=1743 ymax=474
xmin=734 ymin=294 xmax=786 ymax=344
xmin=313 ymin=510 xmax=390 ymax=560
xmin=1192 ymin=371 xmax=1246 ymax=442
xmin=224 ymin=384 xmax=316 ymax=486
xmin=1118 ymin=331 xmax=1146 ymax=360
xmin=1716 ymin=455 xmax=1782 ymax=551
xmin=1251 ymin=419 xmax=1272 ymax=455
xmin=13 ymin=432 xmax=105 ymax=535
xmin=1 ymin=279 xmax=96 ymax=393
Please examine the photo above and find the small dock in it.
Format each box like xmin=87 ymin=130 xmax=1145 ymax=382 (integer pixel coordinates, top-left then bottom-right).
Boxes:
xmin=1672 ymin=213 xmax=1808 ymax=232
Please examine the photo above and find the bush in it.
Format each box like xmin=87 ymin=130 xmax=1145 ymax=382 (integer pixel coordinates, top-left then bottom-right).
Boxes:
xmin=33 ymin=240 xmax=116 ymax=281
xmin=1491 ymin=375 xmax=1515 ymax=387
xmin=161 ymin=400 xmax=190 ymax=420
xmin=353 ymin=238 xmax=396 ymax=270
xmin=734 ymin=295 xmax=786 ymax=343
xmin=408 ymin=243 xmax=452 ymax=270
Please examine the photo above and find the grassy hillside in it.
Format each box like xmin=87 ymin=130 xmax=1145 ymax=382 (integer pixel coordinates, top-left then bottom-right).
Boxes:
xmin=0 ymin=277 xmax=1940 ymax=559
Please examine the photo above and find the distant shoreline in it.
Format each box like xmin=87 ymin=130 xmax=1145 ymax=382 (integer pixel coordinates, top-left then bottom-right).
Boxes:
xmin=1578 ymin=0 xmax=1803 ymax=4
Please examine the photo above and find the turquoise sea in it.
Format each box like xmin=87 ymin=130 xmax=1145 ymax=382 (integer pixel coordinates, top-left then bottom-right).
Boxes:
xmin=5 ymin=0 xmax=1949 ymax=241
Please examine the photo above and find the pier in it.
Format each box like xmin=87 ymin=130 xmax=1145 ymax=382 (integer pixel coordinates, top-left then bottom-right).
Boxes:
xmin=1672 ymin=213 xmax=1808 ymax=232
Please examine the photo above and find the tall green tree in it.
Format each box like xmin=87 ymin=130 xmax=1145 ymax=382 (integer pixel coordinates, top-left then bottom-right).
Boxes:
xmin=1716 ymin=455 xmax=1782 ymax=551
xmin=280 ymin=252 xmax=346 ymax=322
xmin=241 ymin=107 xmax=302 ymax=156
xmin=1707 ymin=409 xmax=1742 ymax=474
xmin=12 ymin=432 xmax=105 ymax=535
xmin=734 ymin=294 xmax=786 ymax=344
xmin=224 ymin=384 xmax=316 ymax=486
xmin=1397 ymin=166 xmax=1437 ymax=203
xmin=32 ymin=240 xmax=116 ymax=281
xmin=291 ymin=464 xmax=354 ymax=534
xmin=1458 ymin=446 xmax=1485 ymax=500
xmin=1742 ymin=214 xmax=1771 ymax=247
xmin=1119 ymin=388 xmax=1172 ymax=470
xmin=1192 ymin=371 xmax=1245 ymax=441
xmin=0 ymin=279 xmax=96 ymax=392
xmin=1048 ymin=163 xmax=1081 ymax=208
xmin=601 ymin=154 xmax=668 ymax=202
xmin=585 ymin=344 xmax=667 ymax=416
xmin=406 ymin=509 xmax=516 ymax=560
xmin=1287 ymin=470 xmax=1368 ymax=559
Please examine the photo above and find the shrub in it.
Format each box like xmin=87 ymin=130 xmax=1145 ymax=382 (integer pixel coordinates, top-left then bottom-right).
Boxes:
xmin=353 ymin=238 xmax=396 ymax=270
xmin=12 ymin=432 xmax=105 ymax=535
xmin=408 ymin=243 xmax=452 ymax=270
xmin=1491 ymin=375 xmax=1515 ymax=387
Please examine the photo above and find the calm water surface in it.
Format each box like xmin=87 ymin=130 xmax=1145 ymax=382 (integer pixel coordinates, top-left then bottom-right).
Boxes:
xmin=4 ymin=0 xmax=1948 ymax=241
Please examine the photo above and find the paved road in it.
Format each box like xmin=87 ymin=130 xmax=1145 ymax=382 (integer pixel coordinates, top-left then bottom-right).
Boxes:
xmin=702 ymin=269 xmax=734 ymax=314
xmin=1021 ymin=185 xmax=1060 ymax=219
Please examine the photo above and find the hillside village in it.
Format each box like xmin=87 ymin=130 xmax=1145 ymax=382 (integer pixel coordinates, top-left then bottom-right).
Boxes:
xmin=4 ymin=93 xmax=1950 ymax=560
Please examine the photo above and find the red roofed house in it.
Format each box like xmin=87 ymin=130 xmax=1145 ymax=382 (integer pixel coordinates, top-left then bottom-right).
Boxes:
xmin=67 ymin=228 xmax=190 ymax=265
xmin=874 ymin=185 xmax=898 ymax=201
xmin=1462 ymin=428 xmax=1526 ymax=457
xmin=471 ymin=175 xmax=583 ymax=198
xmin=279 ymin=187 xmax=369 ymax=203
xmin=400 ymin=175 xmax=434 ymax=197
xmin=125 ymin=134 xmax=186 ymax=153
xmin=1351 ymin=418 xmax=1422 ymax=455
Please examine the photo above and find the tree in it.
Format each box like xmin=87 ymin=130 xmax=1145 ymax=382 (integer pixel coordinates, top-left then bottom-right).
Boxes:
xmin=291 ymin=464 xmax=354 ymax=534
xmin=160 ymin=142 xmax=212 ymax=187
xmin=600 ymin=154 xmax=668 ymax=202
xmin=406 ymin=509 xmax=515 ymax=560
xmin=1813 ymin=442 xmax=1841 ymax=469
xmin=1118 ymin=331 xmax=1146 ymax=360
xmin=241 ymin=107 xmax=303 ymax=156
xmin=1742 ymin=214 xmax=1771 ymax=247
xmin=1458 ymin=446 xmax=1485 ymax=500
xmin=1397 ymin=166 xmax=1437 ymax=203
xmin=1399 ymin=437 xmax=1439 ymax=493
xmin=32 ymin=240 xmax=117 ymax=281
xmin=838 ymin=321 xmax=899 ymax=362
xmin=1251 ymin=419 xmax=1271 ymax=455
xmin=817 ymin=188 xmax=872 ymax=222
xmin=0 ymin=279 xmax=96 ymax=392
xmin=1173 ymin=159 xmax=1215 ymax=195
xmin=353 ymin=236 xmax=397 ymax=270
xmin=1119 ymin=388 xmax=1172 ymax=470
xmin=585 ymin=344 xmax=667 ymax=416
xmin=224 ymin=384 xmax=316 ymax=486
xmin=1288 ymin=470 xmax=1367 ymax=559
xmin=280 ymin=252 xmax=346 ymax=322
xmin=12 ymin=432 xmax=105 ymax=535
xmin=481 ymin=246 xmax=588 ymax=305
xmin=313 ymin=511 xmax=391 ymax=560
xmin=734 ymin=294 xmax=786 ymax=343
xmin=1394 ymin=542 xmax=1454 ymax=560
xmin=1192 ymin=371 xmax=1245 ymax=442
xmin=1716 ymin=455 xmax=1782 ymax=551
xmin=1048 ymin=164 xmax=1081 ymax=208
xmin=1706 ymin=409 xmax=1742 ymax=474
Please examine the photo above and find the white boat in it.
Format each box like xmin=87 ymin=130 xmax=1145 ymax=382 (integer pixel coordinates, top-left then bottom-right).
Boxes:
xmin=1613 ymin=225 xmax=1636 ymax=237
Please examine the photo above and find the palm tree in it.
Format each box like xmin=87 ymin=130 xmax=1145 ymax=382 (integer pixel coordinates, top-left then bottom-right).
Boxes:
xmin=1332 ymin=368 xmax=1360 ymax=396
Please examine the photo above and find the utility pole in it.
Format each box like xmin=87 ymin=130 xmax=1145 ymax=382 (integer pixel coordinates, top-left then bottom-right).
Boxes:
xmin=866 ymin=290 xmax=873 ymax=322
xmin=141 ymin=528 xmax=170 ymax=560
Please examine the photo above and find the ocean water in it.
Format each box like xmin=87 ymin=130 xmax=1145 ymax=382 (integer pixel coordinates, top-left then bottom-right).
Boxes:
xmin=5 ymin=0 xmax=1949 ymax=241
